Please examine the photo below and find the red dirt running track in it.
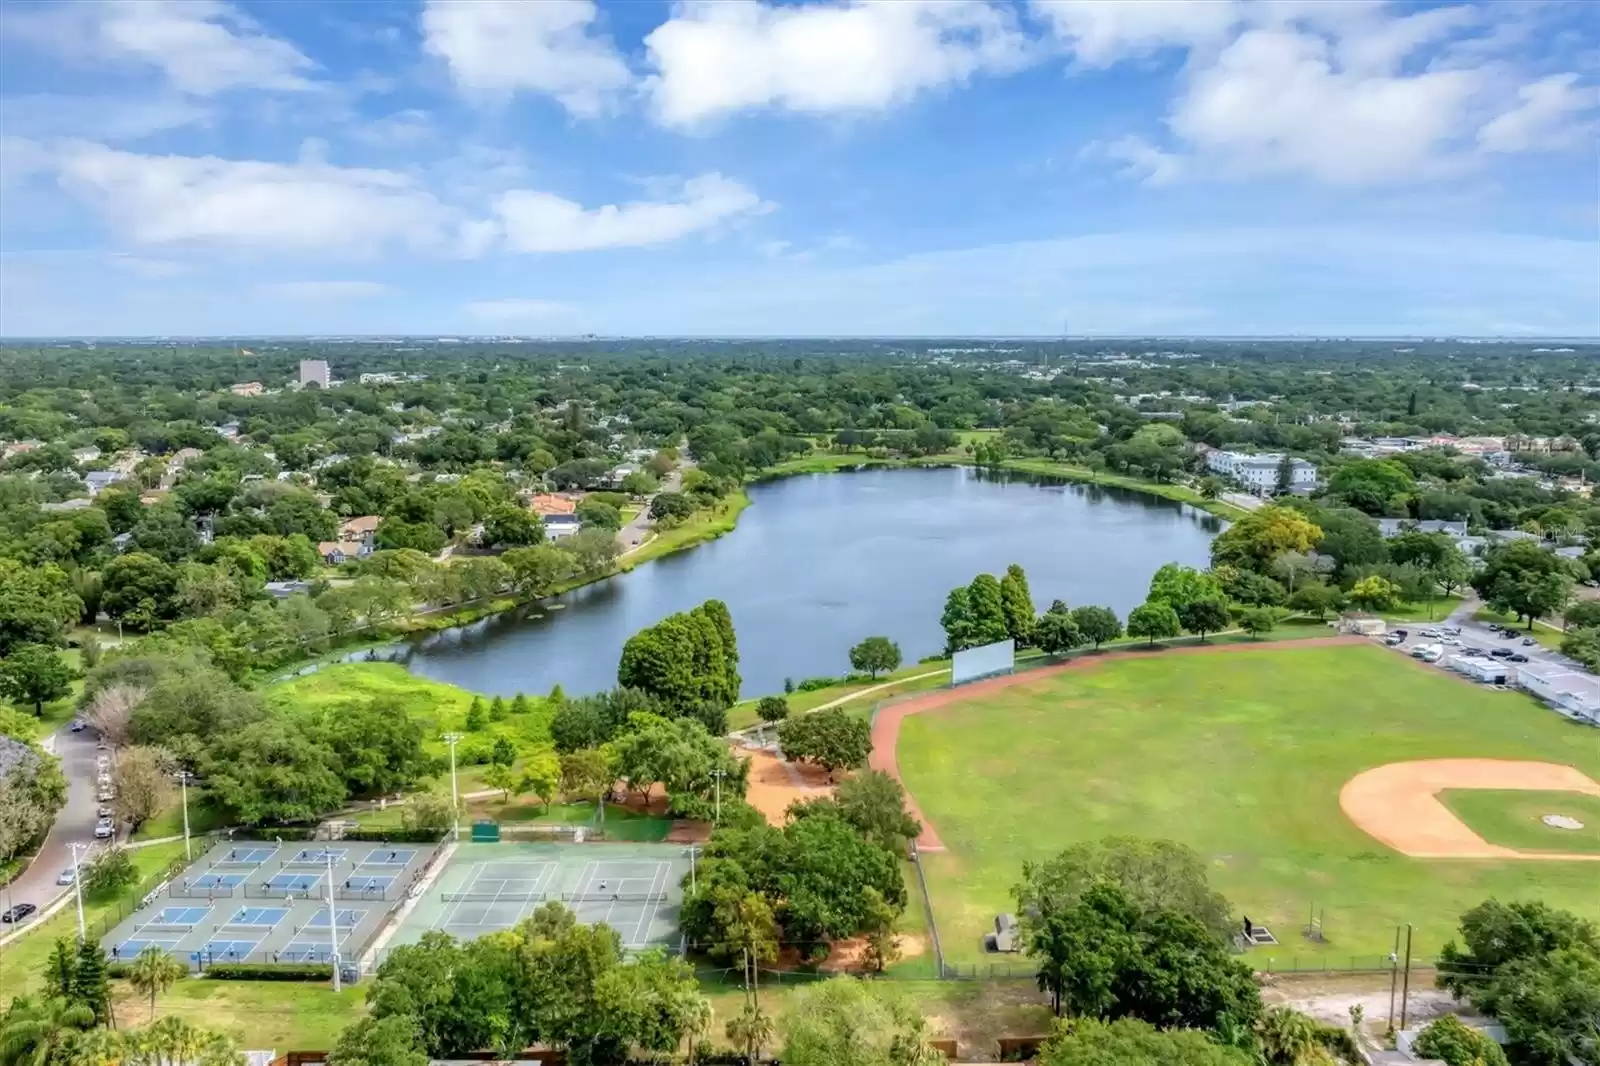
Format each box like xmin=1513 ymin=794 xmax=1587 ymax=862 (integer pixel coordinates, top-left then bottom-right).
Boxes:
xmin=869 ymin=637 xmax=1367 ymax=851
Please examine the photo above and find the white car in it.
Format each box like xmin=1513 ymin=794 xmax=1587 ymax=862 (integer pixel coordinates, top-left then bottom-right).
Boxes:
xmin=97 ymin=805 xmax=113 ymax=818
xmin=57 ymin=868 xmax=76 ymax=886
xmin=94 ymin=819 xmax=114 ymax=839
xmin=97 ymin=790 xmax=113 ymax=803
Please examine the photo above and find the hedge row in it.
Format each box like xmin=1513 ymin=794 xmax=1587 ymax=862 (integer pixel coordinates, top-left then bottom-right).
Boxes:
xmin=205 ymin=962 xmax=333 ymax=981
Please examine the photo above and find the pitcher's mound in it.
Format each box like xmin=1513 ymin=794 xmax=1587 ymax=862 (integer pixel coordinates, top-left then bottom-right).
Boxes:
xmin=1543 ymin=814 xmax=1586 ymax=830
xmin=1340 ymin=759 xmax=1600 ymax=860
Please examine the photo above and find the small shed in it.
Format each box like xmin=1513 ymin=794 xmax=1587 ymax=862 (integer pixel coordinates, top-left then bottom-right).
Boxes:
xmin=1337 ymin=612 xmax=1387 ymax=636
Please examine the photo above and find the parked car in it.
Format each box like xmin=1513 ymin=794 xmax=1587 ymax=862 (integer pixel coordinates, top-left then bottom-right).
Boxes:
xmin=94 ymin=819 xmax=114 ymax=839
xmin=1441 ymin=637 xmax=1461 ymax=645
xmin=70 ymin=719 xmax=85 ymax=732
xmin=1420 ymin=628 xmax=1440 ymax=638
xmin=1508 ymin=653 xmax=1530 ymax=663
xmin=1392 ymin=629 xmax=1409 ymax=640
xmin=1491 ymin=648 xmax=1514 ymax=659
xmin=97 ymin=805 xmax=113 ymax=818
xmin=1464 ymin=647 xmax=1488 ymax=656
xmin=97 ymin=790 xmax=113 ymax=803
xmin=1 ymin=903 xmax=38 ymax=924
xmin=1384 ymin=635 xmax=1404 ymax=646
xmin=1521 ymin=638 xmax=1536 ymax=646
xmin=57 ymin=867 xmax=76 ymax=886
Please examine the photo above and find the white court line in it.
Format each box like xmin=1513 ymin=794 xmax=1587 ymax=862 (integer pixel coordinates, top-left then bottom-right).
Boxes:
xmin=436 ymin=860 xmax=488 ymax=929
xmin=629 ymin=862 xmax=668 ymax=948
xmin=512 ymin=862 xmax=555 ymax=924
xmin=634 ymin=860 xmax=672 ymax=948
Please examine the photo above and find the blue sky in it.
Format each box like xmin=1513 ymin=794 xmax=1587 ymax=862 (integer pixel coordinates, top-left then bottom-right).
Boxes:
xmin=1 ymin=0 xmax=1596 ymax=337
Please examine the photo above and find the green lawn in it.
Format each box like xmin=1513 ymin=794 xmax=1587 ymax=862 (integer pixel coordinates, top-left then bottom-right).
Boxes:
xmin=122 ymin=979 xmax=366 ymax=1047
xmin=897 ymin=643 xmax=1600 ymax=966
xmin=623 ymin=491 xmax=751 ymax=567
xmin=1472 ymin=607 xmax=1566 ymax=649
xmin=1374 ymin=594 xmax=1463 ymax=624
xmin=131 ymin=791 xmax=231 ymax=841
xmin=1440 ymin=790 xmax=1600 ymax=855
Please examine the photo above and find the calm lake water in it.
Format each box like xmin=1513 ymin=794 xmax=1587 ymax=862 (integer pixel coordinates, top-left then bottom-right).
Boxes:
xmin=382 ymin=467 xmax=1221 ymax=698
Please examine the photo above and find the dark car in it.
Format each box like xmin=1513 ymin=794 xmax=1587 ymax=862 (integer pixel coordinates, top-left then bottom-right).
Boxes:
xmin=0 ymin=903 xmax=37 ymax=924
xmin=1392 ymin=629 xmax=1408 ymax=640
xmin=1463 ymin=647 xmax=1488 ymax=656
xmin=1491 ymin=648 xmax=1514 ymax=658
xmin=69 ymin=719 xmax=85 ymax=732
xmin=1508 ymin=653 xmax=1530 ymax=663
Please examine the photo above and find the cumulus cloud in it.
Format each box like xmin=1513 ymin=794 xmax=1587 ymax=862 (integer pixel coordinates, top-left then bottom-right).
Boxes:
xmin=1030 ymin=0 xmax=1240 ymax=66
xmin=1094 ymin=135 xmax=1185 ymax=186
xmin=1478 ymin=73 xmax=1597 ymax=153
xmin=421 ymin=0 xmax=630 ymax=116
xmin=49 ymin=142 xmax=460 ymax=254
xmin=466 ymin=298 xmax=575 ymax=323
xmin=644 ymin=0 xmax=1032 ymax=127
xmin=256 ymin=280 xmax=390 ymax=301
xmin=5 ymin=0 xmax=313 ymax=95
xmin=494 ymin=173 xmax=772 ymax=252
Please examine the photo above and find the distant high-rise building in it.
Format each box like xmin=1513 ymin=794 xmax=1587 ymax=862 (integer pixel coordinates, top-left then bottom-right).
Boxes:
xmin=299 ymin=360 xmax=330 ymax=388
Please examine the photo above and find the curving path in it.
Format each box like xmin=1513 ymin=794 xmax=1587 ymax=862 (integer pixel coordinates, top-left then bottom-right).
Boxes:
xmin=869 ymin=637 xmax=1367 ymax=852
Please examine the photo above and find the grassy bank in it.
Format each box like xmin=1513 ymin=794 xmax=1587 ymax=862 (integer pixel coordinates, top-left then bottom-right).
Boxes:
xmin=621 ymin=490 xmax=751 ymax=567
xmin=997 ymin=458 xmax=1248 ymax=520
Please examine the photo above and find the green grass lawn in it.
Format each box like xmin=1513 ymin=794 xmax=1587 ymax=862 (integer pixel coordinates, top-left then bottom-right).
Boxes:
xmin=897 ymin=643 xmax=1600 ymax=966
xmin=123 ymin=979 xmax=366 ymax=1047
xmin=1472 ymin=607 xmax=1566 ymax=649
xmin=1374 ymin=594 xmax=1463 ymax=624
xmin=1440 ymin=790 xmax=1600 ymax=855
xmin=624 ymin=491 xmax=751 ymax=567
xmin=131 ymin=791 xmax=231 ymax=841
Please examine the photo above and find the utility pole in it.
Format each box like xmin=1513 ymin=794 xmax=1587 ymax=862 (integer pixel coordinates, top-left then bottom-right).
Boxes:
xmin=174 ymin=770 xmax=194 ymax=861
xmin=68 ymin=842 xmax=90 ymax=940
xmin=687 ymin=846 xmax=697 ymax=895
xmin=1399 ymin=924 xmax=1414 ymax=1031
xmin=442 ymin=733 xmax=464 ymax=841
xmin=1387 ymin=925 xmax=1401 ymax=1033
xmin=325 ymin=851 xmax=341 ymax=993
xmin=710 ymin=769 xmax=726 ymax=823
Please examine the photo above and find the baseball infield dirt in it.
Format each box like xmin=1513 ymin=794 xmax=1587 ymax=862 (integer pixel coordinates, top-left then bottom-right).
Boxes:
xmin=1339 ymin=758 xmax=1600 ymax=860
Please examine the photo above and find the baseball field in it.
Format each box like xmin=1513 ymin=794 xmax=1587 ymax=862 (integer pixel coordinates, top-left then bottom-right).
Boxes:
xmin=890 ymin=641 xmax=1600 ymax=966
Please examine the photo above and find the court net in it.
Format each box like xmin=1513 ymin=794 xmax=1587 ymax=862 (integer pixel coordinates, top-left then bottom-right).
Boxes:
xmin=440 ymin=890 xmax=670 ymax=904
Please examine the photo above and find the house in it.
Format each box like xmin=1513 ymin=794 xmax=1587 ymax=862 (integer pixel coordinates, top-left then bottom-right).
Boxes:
xmin=1203 ymin=451 xmax=1318 ymax=496
xmin=299 ymin=360 xmax=330 ymax=388
xmin=605 ymin=463 xmax=641 ymax=488
xmin=542 ymin=514 xmax=581 ymax=539
xmin=111 ymin=532 xmax=134 ymax=552
xmin=317 ymin=539 xmax=371 ymax=565
xmin=1376 ymin=519 xmax=1469 ymax=539
xmin=216 ymin=422 xmax=240 ymax=440
xmin=359 ymin=372 xmax=402 ymax=385
xmin=83 ymin=470 xmax=127 ymax=496
xmin=528 ymin=494 xmax=578 ymax=516
xmin=1 ymin=440 xmax=41 ymax=459
xmin=71 ymin=446 xmax=101 ymax=463
xmin=264 ymin=580 xmax=314 ymax=598
xmin=229 ymin=382 xmax=264 ymax=397
xmin=340 ymin=516 xmax=381 ymax=547
xmin=40 ymin=498 xmax=92 ymax=513
xmin=1337 ymin=613 xmax=1387 ymax=636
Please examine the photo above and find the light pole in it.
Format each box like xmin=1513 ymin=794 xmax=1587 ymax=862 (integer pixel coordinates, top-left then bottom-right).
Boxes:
xmin=442 ymin=733 xmax=464 ymax=841
xmin=709 ymin=769 xmax=726 ymax=823
xmin=325 ymin=851 xmax=341 ymax=993
xmin=174 ymin=770 xmax=194 ymax=861
xmin=68 ymin=842 xmax=90 ymax=941
xmin=686 ymin=846 xmax=697 ymax=894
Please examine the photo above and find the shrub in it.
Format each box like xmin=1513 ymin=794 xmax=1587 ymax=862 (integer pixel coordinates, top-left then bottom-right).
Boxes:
xmin=1413 ymin=1015 xmax=1509 ymax=1066
xmin=205 ymin=962 xmax=333 ymax=981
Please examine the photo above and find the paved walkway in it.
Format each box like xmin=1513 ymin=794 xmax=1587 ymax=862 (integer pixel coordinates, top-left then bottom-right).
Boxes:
xmin=868 ymin=637 xmax=1366 ymax=851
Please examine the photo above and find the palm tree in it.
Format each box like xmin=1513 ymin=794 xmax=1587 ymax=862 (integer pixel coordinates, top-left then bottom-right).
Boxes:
xmin=1257 ymin=1006 xmax=1323 ymax=1066
xmin=127 ymin=948 xmax=187 ymax=1023
xmin=0 ymin=996 xmax=96 ymax=1066
xmin=724 ymin=1002 xmax=773 ymax=1066
xmin=121 ymin=1017 xmax=241 ymax=1066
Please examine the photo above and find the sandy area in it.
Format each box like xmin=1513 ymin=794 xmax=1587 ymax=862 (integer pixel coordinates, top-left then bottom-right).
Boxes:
xmin=1340 ymin=759 xmax=1600 ymax=860
xmin=868 ymin=637 xmax=1368 ymax=851
xmin=739 ymin=747 xmax=835 ymax=825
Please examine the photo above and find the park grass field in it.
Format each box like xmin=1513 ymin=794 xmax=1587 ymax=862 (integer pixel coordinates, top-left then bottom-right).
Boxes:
xmin=896 ymin=643 xmax=1600 ymax=966
xmin=1440 ymin=790 xmax=1600 ymax=855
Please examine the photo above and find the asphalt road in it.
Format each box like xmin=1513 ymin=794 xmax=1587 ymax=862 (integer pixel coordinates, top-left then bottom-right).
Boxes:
xmin=2 ymin=723 xmax=105 ymax=919
xmin=1385 ymin=599 xmax=1580 ymax=674
xmin=618 ymin=465 xmax=685 ymax=553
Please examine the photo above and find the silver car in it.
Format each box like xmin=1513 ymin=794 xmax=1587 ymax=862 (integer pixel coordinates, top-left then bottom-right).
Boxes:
xmin=57 ymin=867 xmax=76 ymax=886
xmin=94 ymin=819 xmax=114 ymax=839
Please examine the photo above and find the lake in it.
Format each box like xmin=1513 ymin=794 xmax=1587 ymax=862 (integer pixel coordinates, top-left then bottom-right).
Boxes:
xmin=383 ymin=467 xmax=1221 ymax=698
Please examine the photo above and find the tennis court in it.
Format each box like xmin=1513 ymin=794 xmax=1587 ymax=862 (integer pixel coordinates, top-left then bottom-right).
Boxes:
xmin=100 ymin=837 xmax=438 ymax=970
xmin=390 ymin=841 xmax=694 ymax=953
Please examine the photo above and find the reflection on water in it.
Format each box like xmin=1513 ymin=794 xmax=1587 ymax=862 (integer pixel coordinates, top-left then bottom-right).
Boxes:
xmin=389 ymin=467 xmax=1220 ymax=698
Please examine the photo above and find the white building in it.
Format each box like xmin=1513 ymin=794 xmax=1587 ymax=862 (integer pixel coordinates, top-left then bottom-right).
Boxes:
xmin=1513 ymin=662 xmax=1600 ymax=725
xmin=299 ymin=360 xmax=330 ymax=388
xmin=1448 ymin=655 xmax=1509 ymax=684
xmin=1204 ymin=450 xmax=1318 ymax=496
xmin=360 ymin=372 xmax=402 ymax=385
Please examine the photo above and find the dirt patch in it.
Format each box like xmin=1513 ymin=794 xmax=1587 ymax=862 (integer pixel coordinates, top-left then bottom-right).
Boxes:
xmin=665 ymin=820 xmax=711 ymax=843
xmin=739 ymin=747 xmax=835 ymax=826
xmin=1340 ymin=759 xmax=1600 ymax=860
xmin=868 ymin=637 xmax=1368 ymax=850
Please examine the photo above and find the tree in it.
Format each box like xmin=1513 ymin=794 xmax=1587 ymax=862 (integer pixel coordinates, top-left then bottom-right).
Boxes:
xmin=70 ymin=939 xmax=113 ymax=1026
xmin=1211 ymin=506 xmax=1324 ymax=574
xmin=0 ymin=996 xmax=96 ymax=1065
xmin=1490 ymin=946 xmax=1599 ymax=1066
xmin=1275 ymin=454 xmax=1295 ymax=495
xmin=860 ymin=886 xmax=901 ymax=973
xmin=756 ymin=695 xmax=789 ymax=723
xmin=1412 ymin=1015 xmax=1510 ymax=1066
xmin=726 ymin=1002 xmax=776 ymax=1066
xmin=999 ymin=563 xmax=1035 ymax=646
xmin=112 ymin=745 xmax=173 ymax=830
xmin=400 ymin=791 xmax=455 ymax=835
xmin=464 ymin=697 xmax=487 ymax=731
xmin=1198 ymin=476 xmax=1224 ymax=499
xmin=202 ymin=718 xmax=346 ymax=826
xmin=939 ymin=586 xmax=974 ymax=655
xmin=1564 ymin=599 xmax=1600 ymax=631
xmin=100 ymin=553 xmax=179 ymax=630
xmin=1147 ymin=564 xmax=1224 ymax=613
xmin=1473 ymin=540 xmax=1575 ymax=629
xmin=520 ymin=753 xmax=561 ymax=812
xmin=1038 ymin=1018 xmax=1252 ymax=1066
xmin=617 ymin=600 xmax=740 ymax=710
xmin=482 ymin=505 xmax=543 ymax=549
xmin=576 ymin=499 xmax=622 ymax=532
xmin=848 ymin=636 xmax=901 ymax=679
xmin=777 ymin=708 xmax=872 ymax=779
xmin=1289 ymin=583 xmax=1345 ymax=621
xmin=1126 ymin=602 xmax=1180 ymax=646
xmin=1177 ymin=596 xmax=1232 ymax=642
xmin=1025 ymin=881 xmax=1258 ymax=1027
xmin=1239 ymin=607 xmax=1277 ymax=639
xmin=1071 ymin=605 xmax=1122 ymax=649
xmin=483 ymin=763 xmax=516 ymax=804
xmin=0 ymin=560 xmax=81 ymax=656
xmin=965 ymin=573 xmax=1011 ymax=646
xmin=1033 ymin=606 xmax=1083 ymax=656
xmin=1327 ymin=459 xmax=1415 ymax=515
xmin=779 ymin=977 xmax=944 ymax=1066
xmin=128 ymin=945 xmax=187 ymax=1023
xmin=1436 ymin=899 xmax=1598 ymax=1001
xmin=502 ymin=544 xmax=578 ymax=598
xmin=489 ymin=695 xmax=507 ymax=721
xmin=0 ymin=645 xmax=73 ymax=716
xmin=510 ymin=692 xmax=531 ymax=716
xmin=1347 ymin=575 xmax=1401 ymax=611
xmin=828 ymin=769 xmax=921 ymax=853
xmin=328 ymin=1015 xmax=430 ymax=1066
xmin=560 ymin=748 xmax=614 ymax=806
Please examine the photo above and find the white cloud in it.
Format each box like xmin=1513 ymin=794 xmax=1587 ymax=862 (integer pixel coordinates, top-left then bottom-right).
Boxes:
xmin=421 ymin=0 xmax=630 ymax=117
xmin=105 ymin=253 xmax=186 ymax=278
xmin=1030 ymin=0 xmax=1240 ymax=66
xmin=49 ymin=142 xmax=459 ymax=254
xmin=466 ymin=298 xmax=574 ymax=322
xmin=0 ymin=93 xmax=211 ymax=143
xmin=256 ymin=280 xmax=389 ymax=301
xmin=1478 ymin=73 xmax=1597 ymax=153
xmin=6 ymin=0 xmax=313 ymax=95
xmin=494 ymin=173 xmax=772 ymax=252
xmin=1167 ymin=27 xmax=1483 ymax=184
xmin=644 ymin=0 xmax=1032 ymax=127
xmin=1096 ymin=135 xmax=1185 ymax=186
